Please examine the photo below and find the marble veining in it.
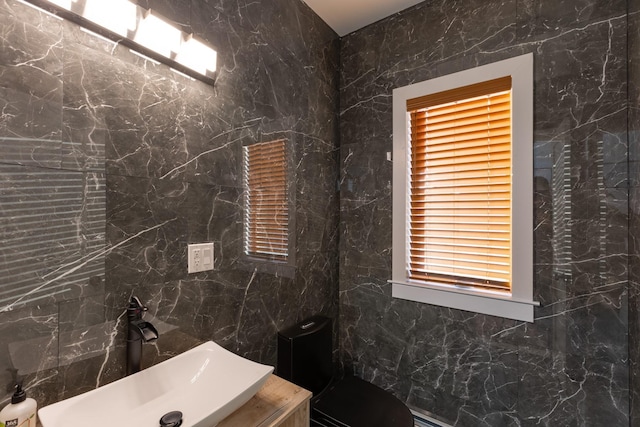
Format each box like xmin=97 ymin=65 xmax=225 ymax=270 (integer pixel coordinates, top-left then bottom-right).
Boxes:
xmin=3 ymin=0 xmax=640 ymax=425
xmin=629 ymin=1 xmax=640 ymax=425
xmin=339 ymin=0 xmax=631 ymax=425
xmin=0 ymin=0 xmax=339 ymax=408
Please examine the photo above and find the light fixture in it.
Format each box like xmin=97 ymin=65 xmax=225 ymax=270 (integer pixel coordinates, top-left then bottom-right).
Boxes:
xmin=20 ymin=0 xmax=217 ymax=85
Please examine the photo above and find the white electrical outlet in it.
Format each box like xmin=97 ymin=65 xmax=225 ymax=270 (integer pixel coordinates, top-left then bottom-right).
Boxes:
xmin=188 ymin=243 xmax=214 ymax=273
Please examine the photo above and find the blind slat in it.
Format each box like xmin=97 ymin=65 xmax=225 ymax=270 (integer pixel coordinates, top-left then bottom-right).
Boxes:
xmin=424 ymin=101 xmax=511 ymax=125
xmin=407 ymin=76 xmax=512 ymax=110
xmin=424 ymin=93 xmax=512 ymax=117
xmin=409 ymin=244 xmax=510 ymax=257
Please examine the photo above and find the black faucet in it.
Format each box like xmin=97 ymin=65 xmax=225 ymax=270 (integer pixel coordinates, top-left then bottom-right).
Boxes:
xmin=126 ymin=296 xmax=159 ymax=375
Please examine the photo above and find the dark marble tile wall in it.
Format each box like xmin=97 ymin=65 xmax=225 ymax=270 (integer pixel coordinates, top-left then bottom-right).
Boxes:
xmin=339 ymin=0 xmax=630 ymax=425
xmin=629 ymin=0 xmax=640 ymax=424
xmin=0 ymin=0 xmax=339 ymax=407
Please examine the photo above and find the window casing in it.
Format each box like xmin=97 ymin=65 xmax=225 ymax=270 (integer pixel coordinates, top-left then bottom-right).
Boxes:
xmin=391 ymin=53 xmax=537 ymax=322
xmin=243 ymin=139 xmax=289 ymax=260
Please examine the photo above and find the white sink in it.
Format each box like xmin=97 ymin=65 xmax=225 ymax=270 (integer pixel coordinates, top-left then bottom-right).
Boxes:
xmin=38 ymin=341 xmax=273 ymax=427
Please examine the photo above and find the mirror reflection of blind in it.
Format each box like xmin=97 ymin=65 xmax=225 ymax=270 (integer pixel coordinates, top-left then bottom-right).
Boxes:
xmin=243 ymin=139 xmax=288 ymax=260
xmin=551 ymin=142 xmax=571 ymax=276
xmin=595 ymin=139 xmax=607 ymax=281
xmin=0 ymin=164 xmax=105 ymax=309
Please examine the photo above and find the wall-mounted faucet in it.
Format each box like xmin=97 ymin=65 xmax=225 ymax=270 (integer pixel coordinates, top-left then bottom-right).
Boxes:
xmin=126 ymin=296 xmax=159 ymax=375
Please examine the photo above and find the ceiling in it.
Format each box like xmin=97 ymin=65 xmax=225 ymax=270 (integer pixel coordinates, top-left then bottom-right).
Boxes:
xmin=303 ymin=0 xmax=424 ymax=36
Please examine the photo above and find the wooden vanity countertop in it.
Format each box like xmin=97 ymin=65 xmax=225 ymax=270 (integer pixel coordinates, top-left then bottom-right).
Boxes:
xmin=218 ymin=374 xmax=312 ymax=427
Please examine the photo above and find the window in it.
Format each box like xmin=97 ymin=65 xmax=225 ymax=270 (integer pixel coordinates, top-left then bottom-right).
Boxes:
xmin=391 ymin=53 xmax=537 ymax=322
xmin=243 ymin=139 xmax=289 ymax=260
xmin=407 ymin=76 xmax=513 ymax=291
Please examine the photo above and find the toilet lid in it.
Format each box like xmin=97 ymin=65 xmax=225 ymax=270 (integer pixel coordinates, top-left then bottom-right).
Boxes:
xmin=311 ymin=376 xmax=414 ymax=427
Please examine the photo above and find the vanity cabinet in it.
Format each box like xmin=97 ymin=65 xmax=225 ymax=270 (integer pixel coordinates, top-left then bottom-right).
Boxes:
xmin=218 ymin=374 xmax=312 ymax=427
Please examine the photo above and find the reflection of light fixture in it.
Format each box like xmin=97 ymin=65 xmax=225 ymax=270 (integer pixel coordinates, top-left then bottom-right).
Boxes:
xmin=83 ymin=0 xmax=137 ymax=38
xmin=176 ymin=36 xmax=218 ymax=76
xmin=20 ymin=0 xmax=218 ymax=85
xmin=134 ymin=12 xmax=182 ymax=58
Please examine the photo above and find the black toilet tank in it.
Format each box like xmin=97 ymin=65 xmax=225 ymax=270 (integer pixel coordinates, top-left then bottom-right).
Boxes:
xmin=277 ymin=315 xmax=333 ymax=395
xmin=278 ymin=316 xmax=415 ymax=427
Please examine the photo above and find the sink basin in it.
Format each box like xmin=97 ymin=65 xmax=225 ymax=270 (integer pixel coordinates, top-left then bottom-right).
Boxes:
xmin=38 ymin=341 xmax=273 ymax=427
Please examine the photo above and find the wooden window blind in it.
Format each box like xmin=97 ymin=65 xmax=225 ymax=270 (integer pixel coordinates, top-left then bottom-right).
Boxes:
xmin=406 ymin=76 xmax=512 ymax=292
xmin=243 ymin=139 xmax=288 ymax=260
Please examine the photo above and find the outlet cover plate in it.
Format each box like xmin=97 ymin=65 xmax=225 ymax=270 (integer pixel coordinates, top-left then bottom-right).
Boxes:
xmin=188 ymin=243 xmax=214 ymax=273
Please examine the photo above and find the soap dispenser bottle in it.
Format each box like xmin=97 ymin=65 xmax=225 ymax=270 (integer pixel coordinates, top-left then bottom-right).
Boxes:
xmin=0 ymin=384 xmax=37 ymax=427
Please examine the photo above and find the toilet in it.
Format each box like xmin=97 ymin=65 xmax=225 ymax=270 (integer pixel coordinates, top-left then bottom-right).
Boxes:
xmin=277 ymin=315 xmax=414 ymax=427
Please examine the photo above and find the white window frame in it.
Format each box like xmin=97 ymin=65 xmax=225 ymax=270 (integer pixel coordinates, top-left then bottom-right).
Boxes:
xmin=391 ymin=53 xmax=538 ymax=322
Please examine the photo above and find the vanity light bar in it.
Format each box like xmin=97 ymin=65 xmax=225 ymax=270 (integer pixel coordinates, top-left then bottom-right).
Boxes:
xmin=21 ymin=0 xmax=217 ymax=86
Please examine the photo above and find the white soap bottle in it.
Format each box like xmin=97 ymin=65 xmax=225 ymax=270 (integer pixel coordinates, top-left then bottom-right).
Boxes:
xmin=0 ymin=384 xmax=37 ymax=427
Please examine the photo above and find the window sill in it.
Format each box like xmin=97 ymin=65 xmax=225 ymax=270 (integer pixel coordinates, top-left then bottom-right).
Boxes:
xmin=390 ymin=279 xmax=538 ymax=322
xmin=238 ymin=255 xmax=296 ymax=279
